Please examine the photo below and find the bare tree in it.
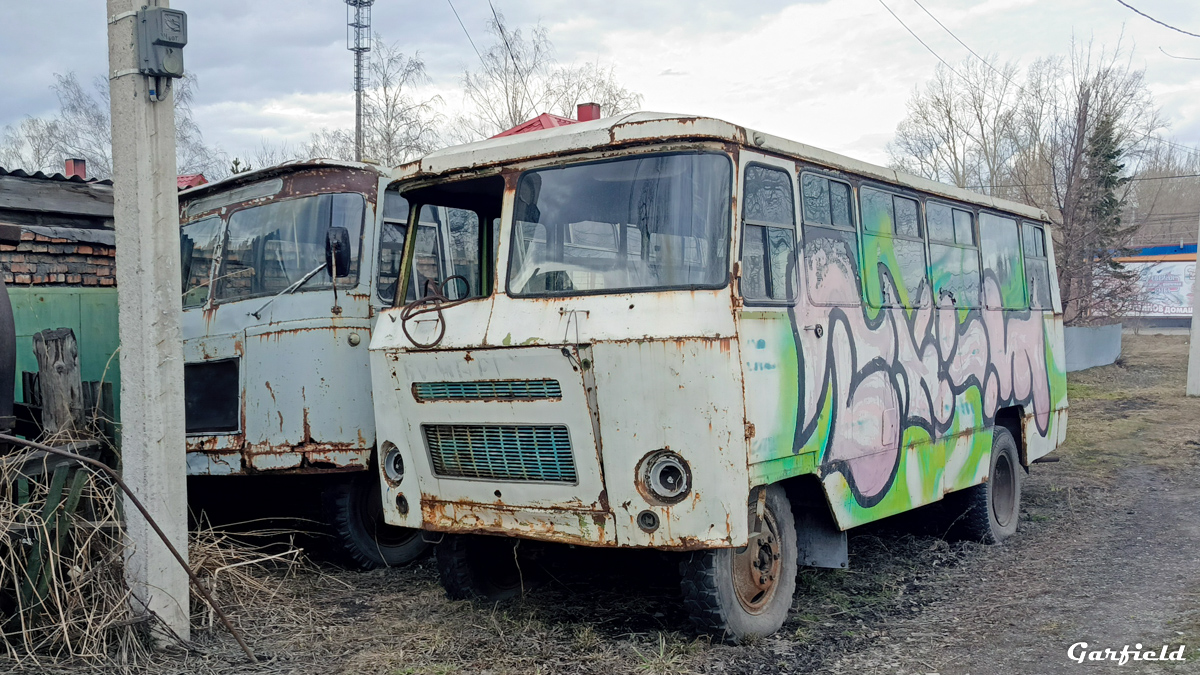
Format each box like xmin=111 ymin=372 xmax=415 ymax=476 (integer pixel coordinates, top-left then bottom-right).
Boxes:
xmin=0 ymin=72 xmax=226 ymax=180
xmin=0 ymin=117 xmax=61 ymax=173
xmin=362 ymin=39 xmax=443 ymax=165
xmin=889 ymin=38 xmax=1175 ymax=324
xmin=453 ymin=12 xmax=642 ymax=142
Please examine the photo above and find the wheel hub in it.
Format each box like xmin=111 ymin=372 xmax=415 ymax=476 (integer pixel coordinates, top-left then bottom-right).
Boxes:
xmin=731 ymin=510 xmax=783 ymax=614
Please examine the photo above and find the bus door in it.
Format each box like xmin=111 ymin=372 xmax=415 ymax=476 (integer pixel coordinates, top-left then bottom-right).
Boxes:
xmin=736 ymin=153 xmax=806 ymax=477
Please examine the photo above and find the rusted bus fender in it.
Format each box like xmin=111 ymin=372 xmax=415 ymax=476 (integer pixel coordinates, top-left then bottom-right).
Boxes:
xmin=186 ymin=444 xmax=371 ymax=476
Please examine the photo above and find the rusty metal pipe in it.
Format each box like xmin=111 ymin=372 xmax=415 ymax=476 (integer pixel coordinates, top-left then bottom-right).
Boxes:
xmin=0 ymin=433 xmax=258 ymax=664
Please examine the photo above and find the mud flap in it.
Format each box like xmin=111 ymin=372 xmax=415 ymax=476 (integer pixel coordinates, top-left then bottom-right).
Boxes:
xmin=796 ymin=507 xmax=848 ymax=569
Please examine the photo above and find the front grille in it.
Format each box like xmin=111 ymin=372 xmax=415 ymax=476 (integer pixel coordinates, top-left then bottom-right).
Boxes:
xmin=423 ymin=424 xmax=576 ymax=483
xmin=413 ymin=379 xmax=562 ymax=402
xmin=184 ymin=359 xmax=240 ymax=433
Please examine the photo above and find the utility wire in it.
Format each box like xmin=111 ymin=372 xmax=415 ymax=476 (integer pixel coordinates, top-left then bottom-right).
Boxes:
xmin=1115 ymin=0 xmax=1200 ymax=39
xmin=1160 ymin=46 xmax=1200 ymax=61
xmin=879 ymin=0 xmax=1200 ymax=166
xmin=488 ymin=0 xmax=541 ymax=120
xmin=906 ymin=0 xmax=1200 ymax=159
xmin=965 ymin=172 xmax=1200 ymax=190
xmin=446 ymin=0 xmax=486 ymax=68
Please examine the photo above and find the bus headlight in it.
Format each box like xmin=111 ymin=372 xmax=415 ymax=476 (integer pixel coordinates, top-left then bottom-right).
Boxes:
xmin=637 ymin=450 xmax=691 ymax=505
xmin=381 ymin=441 xmax=404 ymax=485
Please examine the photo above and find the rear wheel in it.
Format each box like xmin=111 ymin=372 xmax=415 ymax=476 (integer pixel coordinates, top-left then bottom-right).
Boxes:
xmin=435 ymin=534 xmax=529 ymax=601
xmin=951 ymin=426 xmax=1022 ymax=544
xmin=324 ymin=473 xmax=428 ymax=569
xmin=679 ymin=484 xmax=797 ymax=643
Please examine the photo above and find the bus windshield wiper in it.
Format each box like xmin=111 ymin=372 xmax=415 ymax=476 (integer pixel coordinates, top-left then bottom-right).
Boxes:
xmin=249 ymin=262 xmax=328 ymax=319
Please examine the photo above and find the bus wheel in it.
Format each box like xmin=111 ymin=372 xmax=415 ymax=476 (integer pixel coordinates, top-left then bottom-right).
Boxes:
xmin=324 ymin=473 xmax=429 ymax=570
xmin=679 ymin=484 xmax=797 ymax=643
xmin=435 ymin=534 xmax=528 ymax=602
xmin=955 ymin=426 xmax=1023 ymax=544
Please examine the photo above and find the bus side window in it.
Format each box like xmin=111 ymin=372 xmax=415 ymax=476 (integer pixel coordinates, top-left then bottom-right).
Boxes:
xmin=801 ymin=173 xmax=860 ymax=306
xmin=927 ymin=202 xmax=981 ymax=308
xmin=741 ymin=165 xmax=796 ymax=302
xmin=979 ymin=213 xmax=1027 ymax=309
xmin=859 ymin=187 xmax=929 ymax=309
xmin=1023 ymin=221 xmax=1052 ymax=310
xmin=376 ymin=192 xmax=409 ymax=304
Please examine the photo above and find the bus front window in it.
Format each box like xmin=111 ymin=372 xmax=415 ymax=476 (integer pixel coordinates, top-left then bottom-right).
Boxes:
xmin=508 ymin=153 xmax=732 ymax=296
xmin=215 ymin=193 xmax=365 ymax=303
xmin=181 ymin=216 xmax=221 ymax=308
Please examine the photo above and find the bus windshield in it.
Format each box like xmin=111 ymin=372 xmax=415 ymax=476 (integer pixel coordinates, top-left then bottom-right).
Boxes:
xmin=213 ymin=192 xmax=365 ymax=303
xmin=508 ymin=152 xmax=732 ymax=296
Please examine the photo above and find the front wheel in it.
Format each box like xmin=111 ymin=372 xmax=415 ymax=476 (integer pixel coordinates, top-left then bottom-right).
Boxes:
xmin=679 ymin=484 xmax=798 ymax=643
xmin=435 ymin=534 xmax=531 ymax=602
xmin=324 ymin=473 xmax=429 ymax=569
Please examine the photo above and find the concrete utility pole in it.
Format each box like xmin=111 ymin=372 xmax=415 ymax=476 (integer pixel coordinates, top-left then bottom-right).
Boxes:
xmin=1188 ymin=211 xmax=1200 ymax=396
xmin=106 ymin=0 xmax=190 ymax=639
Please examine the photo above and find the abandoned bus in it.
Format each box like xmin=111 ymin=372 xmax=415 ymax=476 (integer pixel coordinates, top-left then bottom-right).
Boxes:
xmin=368 ymin=114 xmax=1068 ymax=639
xmin=179 ymin=159 xmax=434 ymax=568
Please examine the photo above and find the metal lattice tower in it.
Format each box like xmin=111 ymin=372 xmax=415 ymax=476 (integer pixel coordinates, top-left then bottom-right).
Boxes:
xmin=346 ymin=0 xmax=374 ymax=162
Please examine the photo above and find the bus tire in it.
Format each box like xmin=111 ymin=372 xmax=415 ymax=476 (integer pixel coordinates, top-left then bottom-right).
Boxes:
xmin=679 ymin=484 xmax=797 ymax=644
xmin=324 ymin=473 xmax=428 ymax=570
xmin=955 ymin=426 xmax=1022 ymax=544
xmin=435 ymin=534 xmax=528 ymax=602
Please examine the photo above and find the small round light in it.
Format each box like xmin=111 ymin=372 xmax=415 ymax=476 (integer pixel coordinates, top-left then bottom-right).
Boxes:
xmin=381 ymin=442 xmax=404 ymax=484
xmin=637 ymin=510 xmax=660 ymax=532
xmin=396 ymin=494 xmax=409 ymax=515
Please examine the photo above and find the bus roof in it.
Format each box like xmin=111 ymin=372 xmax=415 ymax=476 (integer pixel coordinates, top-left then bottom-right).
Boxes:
xmin=393 ymin=112 xmax=1049 ymax=222
xmin=179 ymin=158 xmax=389 ymax=201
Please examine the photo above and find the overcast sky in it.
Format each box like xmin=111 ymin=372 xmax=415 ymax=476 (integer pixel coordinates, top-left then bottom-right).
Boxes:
xmin=2 ymin=0 xmax=1198 ymax=168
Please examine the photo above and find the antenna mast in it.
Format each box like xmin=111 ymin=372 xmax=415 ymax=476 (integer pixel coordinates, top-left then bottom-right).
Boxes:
xmin=346 ymin=0 xmax=374 ymax=162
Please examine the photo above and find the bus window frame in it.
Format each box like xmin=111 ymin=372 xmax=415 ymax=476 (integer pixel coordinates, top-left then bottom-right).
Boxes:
xmin=502 ymin=150 xmax=735 ymax=300
xmin=799 ymin=168 xmax=862 ymax=308
xmin=857 ymin=181 xmax=931 ymax=310
xmin=739 ymin=159 xmax=799 ymax=307
xmin=925 ymin=199 xmax=983 ymax=310
xmin=1021 ymin=220 xmax=1053 ymax=311
xmin=979 ymin=210 xmax=1029 ymax=311
xmin=207 ymin=191 xmax=369 ymax=307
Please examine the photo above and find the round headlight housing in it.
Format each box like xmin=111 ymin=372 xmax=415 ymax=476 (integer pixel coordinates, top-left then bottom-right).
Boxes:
xmin=381 ymin=441 xmax=404 ymax=484
xmin=637 ymin=450 xmax=691 ymax=505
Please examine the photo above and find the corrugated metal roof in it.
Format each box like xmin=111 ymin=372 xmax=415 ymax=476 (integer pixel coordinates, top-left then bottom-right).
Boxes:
xmin=491 ymin=113 xmax=578 ymax=138
xmin=0 ymin=166 xmax=113 ymax=186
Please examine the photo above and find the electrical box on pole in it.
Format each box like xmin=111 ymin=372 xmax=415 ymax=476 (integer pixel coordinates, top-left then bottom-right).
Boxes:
xmin=136 ymin=8 xmax=187 ymax=78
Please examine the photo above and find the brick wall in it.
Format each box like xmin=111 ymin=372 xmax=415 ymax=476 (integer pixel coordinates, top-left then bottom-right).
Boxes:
xmin=0 ymin=230 xmax=115 ymax=287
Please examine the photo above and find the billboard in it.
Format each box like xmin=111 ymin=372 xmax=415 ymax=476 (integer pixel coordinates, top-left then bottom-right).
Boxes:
xmin=1126 ymin=260 xmax=1195 ymax=317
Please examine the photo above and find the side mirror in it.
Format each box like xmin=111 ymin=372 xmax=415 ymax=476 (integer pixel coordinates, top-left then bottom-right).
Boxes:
xmin=325 ymin=227 xmax=351 ymax=277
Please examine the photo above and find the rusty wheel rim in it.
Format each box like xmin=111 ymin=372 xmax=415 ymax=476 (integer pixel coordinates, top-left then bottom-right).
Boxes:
xmin=991 ymin=452 xmax=1016 ymax=528
xmin=731 ymin=508 xmax=783 ymax=615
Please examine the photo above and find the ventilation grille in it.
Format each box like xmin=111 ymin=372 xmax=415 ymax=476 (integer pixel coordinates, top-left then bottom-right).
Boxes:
xmin=423 ymin=424 xmax=576 ymax=483
xmin=413 ymin=379 xmax=562 ymax=402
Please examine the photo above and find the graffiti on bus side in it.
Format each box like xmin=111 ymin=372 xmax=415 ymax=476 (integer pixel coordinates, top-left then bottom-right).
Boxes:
xmin=792 ymin=262 xmax=1064 ymax=514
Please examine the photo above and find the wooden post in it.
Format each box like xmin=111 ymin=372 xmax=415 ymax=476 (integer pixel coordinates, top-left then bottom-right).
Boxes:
xmin=32 ymin=328 xmax=84 ymax=435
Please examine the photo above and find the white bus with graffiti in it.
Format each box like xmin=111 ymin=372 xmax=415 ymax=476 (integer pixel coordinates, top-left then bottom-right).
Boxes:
xmin=368 ymin=114 xmax=1068 ymax=640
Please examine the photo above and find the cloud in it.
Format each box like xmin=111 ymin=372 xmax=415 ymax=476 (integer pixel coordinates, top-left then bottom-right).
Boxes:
xmin=1 ymin=0 xmax=1198 ymax=169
